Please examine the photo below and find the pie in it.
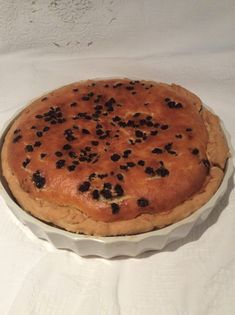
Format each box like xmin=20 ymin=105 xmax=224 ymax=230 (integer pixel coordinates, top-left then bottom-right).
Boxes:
xmin=1 ymin=79 xmax=230 ymax=236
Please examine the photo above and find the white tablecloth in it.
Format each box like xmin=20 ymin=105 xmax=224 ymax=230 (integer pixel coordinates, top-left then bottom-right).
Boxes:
xmin=0 ymin=1 xmax=235 ymax=314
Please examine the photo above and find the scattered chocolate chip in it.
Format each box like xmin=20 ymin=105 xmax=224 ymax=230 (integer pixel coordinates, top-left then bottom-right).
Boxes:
xmin=63 ymin=144 xmax=72 ymax=150
xmin=164 ymin=143 xmax=173 ymax=151
xmin=13 ymin=135 xmax=22 ymax=143
xmin=156 ymin=167 xmax=169 ymax=177
xmin=34 ymin=141 xmax=41 ymax=147
xmin=117 ymin=173 xmax=124 ymax=181
xmin=82 ymin=128 xmax=90 ymax=135
xmin=68 ymin=165 xmax=76 ymax=171
xmin=152 ymin=148 xmax=163 ymax=154
xmin=14 ymin=129 xmax=21 ymax=134
xmin=70 ymin=102 xmax=77 ymax=107
xmin=100 ymin=188 xmax=112 ymax=199
xmin=111 ymin=154 xmax=121 ymax=162
xmin=114 ymin=184 xmax=124 ymax=196
xmin=79 ymin=181 xmax=91 ymax=192
xmin=40 ymin=153 xmax=47 ymax=159
xmin=104 ymin=182 xmax=112 ymax=189
xmin=32 ymin=171 xmax=46 ymax=189
xmin=127 ymin=162 xmax=135 ymax=168
xmin=25 ymin=144 xmax=34 ymax=152
xmin=123 ymin=149 xmax=132 ymax=158
xmin=35 ymin=114 xmax=43 ymax=119
xmin=202 ymin=159 xmax=210 ymax=168
xmin=192 ymin=148 xmax=199 ymax=155
xmin=43 ymin=126 xmax=50 ymax=132
xmin=161 ymin=124 xmax=168 ymax=130
xmin=56 ymin=159 xmax=66 ymax=169
xmin=150 ymin=130 xmax=158 ymax=136
xmin=92 ymin=189 xmax=100 ymax=200
xmin=91 ymin=140 xmax=99 ymax=146
xmin=111 ymin=203 xmax=120 ymax=214
xmin=145 ymin=167 xmax=155 ymax=176
xmin=137 ymin=198 xmax=149 ymax=207
xmin=186 ymin=128 xmax=192 ymax=132
xmin=138 ymin=160 xmax=145 ymax=166
xmin=22 ymin=158 xmax=30 ymax=168
xmin=36 ymin=131 xmax=43 ymax=137
xmin=55 ymin=151 xmax=63 ymax=157
xmin=68 ymin=151 xmax=77 ymax=158
xmin=135 ymin=130 xmax=144 ymax=138
xmin=175 ymin=134 xmax=182 ymax=139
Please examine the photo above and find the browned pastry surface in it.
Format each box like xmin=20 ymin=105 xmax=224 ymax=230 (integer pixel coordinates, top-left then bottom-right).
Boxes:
xmin=1 ymin=79 xmax=229 ymax=236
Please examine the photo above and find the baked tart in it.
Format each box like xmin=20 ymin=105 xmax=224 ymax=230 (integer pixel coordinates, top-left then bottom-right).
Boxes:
xmin=1 ymin=79 xmax=229 ymax=236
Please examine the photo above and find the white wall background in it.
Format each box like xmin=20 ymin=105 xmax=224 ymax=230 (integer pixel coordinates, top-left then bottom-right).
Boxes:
xmin=0 ymin=0 xmax=234 ymax=57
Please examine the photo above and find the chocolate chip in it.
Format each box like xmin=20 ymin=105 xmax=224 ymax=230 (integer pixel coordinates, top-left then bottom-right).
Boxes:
xmin=127 ymin=162 xmax=135 ymax=168
xmin=55 ymin=151 xmax=63 ymax=157
xmin=35 ymin=114 xmax=43 ymax=119
xmin=32 ymin=171 xmax=46 ymax=189
xmin=82 ymin=128 xmax=90 ymax=135
xmin=202 ymin=159 xmax=210 ymax=168
xmin=56 ymin=159 xmax=65 ymax=168
xmin=63 ymin=144 xmax=72 ymax=150
xmin=36 ymin=131 xmax=43 ymax=137
xmin=135 ymin=130 xmax=144 ymax=138
xmin=145 ymin=167 xmax=155 ymax=176
xmin=22 ymin=158 xmax=30 ymax=168
xmin=137 ymin=198 xmax=149 ymax=207
xmin=25 ymin=144 xmax=34 ymax=152
xmin=13 ymin=135 xmax=22 ymax=143
xmin=117 ymin=173 xmax=124 ymax=181
xmin=34 ymin=141 xmax=41 ymax=147
xmin=111 ymin=203 xmax=120 ymax=214
xmin=114 ymin=184 xmax=124 ymax=196
xmin=70 ymin=102 xmax=77 ymax=107
xmin=40 ymin=153 xmax=47 ymax=159
xmin=43 ymin=126 xmax=50 ymax=132
xmin=123 ymin=149 xmax=132 ymax=158
xmin=138 ymin=160 xmax=145 ymax=166
xmin=91 ymin=140 xmax=99 ymax=146
xmin=192 ymin=148 xmax=199 ymax=155
xmin=150 ymin=130 xmax=158 ymax=136
xmin=164 ymin=143 xmax=173 ymax=151
xmin=152 ymin=148 xmax=163 ymax=154
xmin=111 ymin=154 xmax=121 ymax=162
xmin=82 ymin=95 xmax=90 ymax=101
xmin=79 ymin=181 xmax=91 ymax=192
xmin=175 ymin=134 xmax=182 ymax=139
xmin=104 ymin=183 xmax=112 ymax=189
xmin=68 ymin=165 xmax=76 ymax=171
xmin=161 ymin=125 xmax=168 ymax=130
xmin=41 ymin=97 xmax=48 ymax=101
xmin=156 ymin=167 xmax=169 ymax=177
xmin=92 ymin=189 xmax=100 ymax=200
xmin=69 ymin=151 xmax=77 ymax=158
xmin=100 ymin=188 xmax=112 ymax=199
xmin=186 ymin=128 xmax=192 ymax=132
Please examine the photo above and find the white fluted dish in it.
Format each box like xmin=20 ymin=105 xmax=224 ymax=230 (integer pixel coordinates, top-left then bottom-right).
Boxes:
xmin=0 ymin=104 xmax=233 ymax=258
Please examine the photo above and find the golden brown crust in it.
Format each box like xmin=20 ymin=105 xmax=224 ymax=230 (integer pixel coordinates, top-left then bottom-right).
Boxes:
xmin=1 ymin=79 xmax=230 ymax=236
